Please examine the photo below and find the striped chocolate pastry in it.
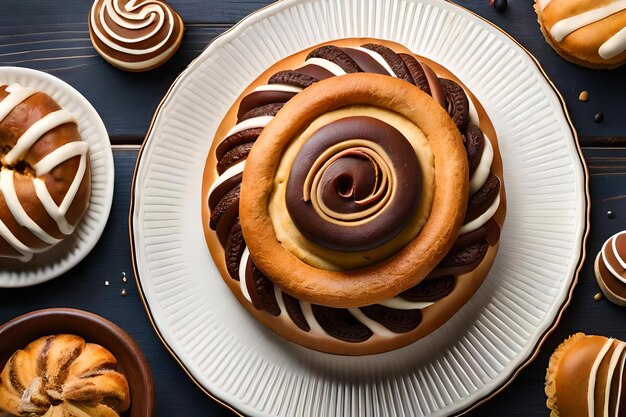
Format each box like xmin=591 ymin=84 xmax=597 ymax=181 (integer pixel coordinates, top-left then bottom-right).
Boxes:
xmin=88 ymin=0 xmax=184 ymax=72
xmin=0 ymin=85 xmax=91 ymax=262
xmin=595 ymin=231 xmax=626 ymax=306
xmin=535 ymin=0 xmax=626 ymax=69
xmin=202 ymin=39 xmax=506 ymax=355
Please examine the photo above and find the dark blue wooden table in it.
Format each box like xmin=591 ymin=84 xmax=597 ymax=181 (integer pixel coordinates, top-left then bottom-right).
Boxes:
xmin=1 ymin=1 xmax=625 ymax=416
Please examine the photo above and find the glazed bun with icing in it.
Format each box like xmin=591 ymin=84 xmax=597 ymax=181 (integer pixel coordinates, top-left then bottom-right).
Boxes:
xmin=535 ymin=0 xmax=626 ymax=69
xmin=595 ymin=231 xmax=626 ymax=306
xmin=89 ymin=0 xmax=184 ymax=72
xmin=545 ymin=333 xmax=626 ymax=417
xmin=0 ymin=334 xmax=130 ymax=417
xmin=0 ymin=84 xmax=91 ymax=262
xmin=202 ymin=39 xmax=506 ymax=355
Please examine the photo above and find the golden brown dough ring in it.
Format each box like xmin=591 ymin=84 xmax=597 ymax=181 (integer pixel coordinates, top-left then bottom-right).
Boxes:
xmin=239 ymin=73 xmax=468 ymax=308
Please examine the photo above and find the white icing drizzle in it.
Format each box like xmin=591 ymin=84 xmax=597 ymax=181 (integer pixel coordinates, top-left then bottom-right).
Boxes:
xmin=224 ymin=115 xmax=273 ymax=138
xmin=348 ymin=308 xmax=396 ymax=338
xmin=469 ymin=134 xmax=494 ymax=196
xmin=238 ymin=248 xmax=253 ymax=303
xmin=351 ymin=47 xmax=398 ymax=77
xmin=3 ymin=110 xmax=76 ymax=165
xmin=0 ymin=84 xmax=36 ymax=122
xmin=274 ymin=285 xmax=287 ymax=317
xmin=467 ymin=90 xmax=480 ymax=126
xmin=299 ymin=301 xmax=326 ymax=335
xmin=33 ymin=141 xmax=89 ymax=176
xmin=616 ymin=345 xmax=626 ymax=417
xmin=602 ymin=233 xmax=626 ymax=285
xmin=33 ymin=179 xmax=74 ymax=235
xmin=589 ymin=338 xmax=615 ymax=417
xmin=612 ymin=231 xmax=626 ymax=270
xmin=460 ymin=194 xmax=500 ymax=235
xmin=549 ymin=0 xmax=626 ymax=59
xmin=0 ymin=169 xmax=60 ymax=245
xmin=253 ymin=84 xmax=303 ymax=94
xmin=207 ymin=160 xmax=245 ymax=197
xmin=378 ymin=297 xmax=434 ymax=310
xmin=0 ymin=218 xmax=33 ymax=262
xmin=304 ymin=57 xmax=347 ymax=77
xmin=604 ymin=341 xmax=626 ymax=417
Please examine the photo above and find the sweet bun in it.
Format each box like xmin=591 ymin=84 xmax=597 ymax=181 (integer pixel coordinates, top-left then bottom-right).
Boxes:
xmin=546 ymin=333 xmax=626 ymax=417
xmin=535 ymin=0 xmax=626 ymax=69
xmin=0 ymin=334 xmax=130 ymax=417
xmin=595 ymin=231 xmax=626 ymax=306
xmin=0 ymin=84 xmax=91 ymax=262
xmin=202 ymin=38 xmax=506 ymax=355
xmin=89 ymin=0 xmax=184 ymax=72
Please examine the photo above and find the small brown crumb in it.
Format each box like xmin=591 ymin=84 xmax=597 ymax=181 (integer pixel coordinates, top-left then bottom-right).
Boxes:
xmin=578 ymin=91 xmax=589 ymax=102
xmin=594 ymin=112 xmax=604 ymax=123
xmin=594 ymin=292 xmax=603 ymax=301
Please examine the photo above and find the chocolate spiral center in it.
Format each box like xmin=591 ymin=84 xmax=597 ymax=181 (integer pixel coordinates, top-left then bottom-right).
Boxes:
xmin=285 ymin=116 xmax=421 ymax=252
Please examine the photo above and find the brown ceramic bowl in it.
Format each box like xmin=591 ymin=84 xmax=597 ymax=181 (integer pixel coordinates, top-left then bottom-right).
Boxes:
xmin=0 ymin=308 xmax=154 ymax=417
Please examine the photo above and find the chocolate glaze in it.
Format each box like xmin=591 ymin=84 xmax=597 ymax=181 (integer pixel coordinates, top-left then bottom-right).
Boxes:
xmin=398 ymin=53 xmax=431 ymax=95
xmin=306 ymin=45 xmax=361 ymax=73
xmin=224 ymin=222 xmax=245 ymax=280
xmin=269 ymin=70 xmax=319 ymax=89
xmin=401 ymin=275 xmax=456 ymax=302
xmin=209 ymin=184 xmax=240 ymax=230
xmin=598 ymin=244 xmax=626 ymax=298
xmin=217 ymin=142 xmax=254 ymax=175
xmin=285 ymin=116 xmax=421 ymax=252
xmin=215 ymin=200 xmax=240 ymax=247
xmin=465 ymin=174 xmax=500 ymax=223
xmin=452 ymin=219 xmax=500 ymax=251
xmin=238 ymin=91 xmax=296 ymax=121
xmin=216 ymin=128 xmax=262 ymax=161
xmin=361 ymin=44 xmax=412 ymax=82
xmin=246 ymin=260 xmax=281 ymax=316
xmin=441 ymin=79 xmax=470 ymax=131
xmin=282 ymin=293 xmax=310 ymax=332
xmin=361 ymin=305 xmax=422 ymax=333
xmin=311 ymin=305 xmax=373 ymax=343
xmin=341 ymin=47 xmax=389 ymax=75
xmin=208 ymin=173 xmax=242 ymax=212
xmin=421 ymin=62 xmax=445 ymax=106
xmin=463 ymin=124 xmax=485 ymax=177
xmin=294 ymin=64 xmax=334 ymax=81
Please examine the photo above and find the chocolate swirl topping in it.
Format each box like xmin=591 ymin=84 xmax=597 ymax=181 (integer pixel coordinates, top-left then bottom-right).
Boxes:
xmin=285 ymin=116 xmax=421 ymax=252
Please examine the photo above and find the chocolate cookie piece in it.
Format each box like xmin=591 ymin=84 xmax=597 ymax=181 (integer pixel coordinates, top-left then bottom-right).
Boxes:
xmin=224 ymin=221 xmax=245 ymax=280
xmin=238 ymin=90 xmax=296 ymax=120
xmin=209 ymin=184 xmax=240 ymax=230
xmin=269 ymin=70 xmax=319 ymax=89
xmin=398 ymin=53 xmax=431 ymax=94
xmin=215 ymin=199 xmax=240 ymax=247
xmin=282 ymin=293 xmax=310 ymax=332
xmin=246 ymin=261 xmax=281 ymax=316
xmin=463 ymin=124 xmax=485 ymax=178
xmin=439 ymin=241 xmax=489 ymax=270
xmin=452 ymin=219 xmax=500 ymax=251
xmin=217 ymin=142 xmax=254 ymax=175
xmin=239 ymin=103 xmax=284 ymax=122
xmin=306 ymin=45 xmax=361 ymax=73
xmin=361 ymin=44 xmax=412 ymax=82
xmin=312 ymin=305 xmax=373 ymax=343
xmin=401 ymin=275 xmax=456 ymax=302
xmin=341 ymin=47 xmax=389 ymax=75
xmin=360 ymin=305 xmax=422 ymax=333
xmin=216 ymin=128 xmax=262 ymax=161
xmin=441 ymin=78 xmax=470 ymax=131
xmin=208 ymin=173 xmax=242 ymax=211
xmin=465 ymin=174 xmax=500 ymax=223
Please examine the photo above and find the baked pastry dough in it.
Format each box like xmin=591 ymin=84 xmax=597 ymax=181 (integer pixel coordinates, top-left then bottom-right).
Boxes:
xmin=0 ymin=335 xmax=130 ymax=417
xmin=546 ymin=333 xmax=626 ymax=417
xmin=202 ymin=39 xmax=506 ymax=354
xmin=0 ymin=85 xmax=91 ymax=262
xmin=595 ymin=231 xmax=626 ymax=306
xmin=535 ymin=0 xmax=626 ymax=68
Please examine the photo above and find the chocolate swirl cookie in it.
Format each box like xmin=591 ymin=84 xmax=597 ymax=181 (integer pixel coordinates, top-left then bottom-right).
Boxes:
xmin=202 ymin=39 xmax=506 ymax=355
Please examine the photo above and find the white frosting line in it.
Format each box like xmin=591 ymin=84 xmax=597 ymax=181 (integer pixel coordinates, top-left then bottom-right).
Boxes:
xmin=600 ymin=26 xmax=626 ymax=59
xmin=469 ymin=134 xmax=494 ymax=196
xmin=253 ymin=84 xmax=302 ymax=93
xmin=33 ymin=179 xmax=74 ymax=235
xmin=299 ymin=302 xmax=326 ymax=336
xmin=0 ymin=84 xmax=37 ymax=123
xmin=378 ymin=298 xmax=434 ymax=310
xmin=551 ymin=1 xmax=626 ymax=43
xmin=348 ymin=308 xmax=396 ymax=338
xmin=208 ymin=160 xmax=245 ymax=197
xmin=460 ymin=193 xmax=500 ymax=235
xmin=91 ymin=38 xmax=180 ymax=71
xmin=0 ymin=218 xmax=32 ymax=262
xmin=0 ymin=169 xmax=60 ymax=245
xmin=605 ymin=342 xmax=626 ymax=417
xmin=274 ymin=286 xmax=286 ymax=318
xmin=467 ymin=91 xmax=480 ymax=126
xmin=612 ymin=231 xmax=626 ymax=270
xmin=58 ymin=149 xmax=88 ymax=215
xmin=589 ymin=338 xmax=615 ymax=417
xmin=351 ymin=47 xmax=398 ymax=77
xmin=33 ymin=141 xmax=89 ymax=176
xmin=602 ymin=235 xmax=626 ymax=285
xmin=224 ymin=115 xmax=273 ymax=138
xmin=238 ymin=248 xmax=253 ymax=304
xmin=616 ymin=346 xmax=626 ymax=417
xmin=304 ymin=57 xmax=347 ymax=77
xmin=3 ymin=110 xmax=76 ymax=165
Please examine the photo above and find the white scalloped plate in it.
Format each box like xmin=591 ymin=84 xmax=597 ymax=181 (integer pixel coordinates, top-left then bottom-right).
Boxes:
xmin=131 ymin=0 xmax=588 ymax=415
xmin=0 ymin=67 xmax=115 ymax=288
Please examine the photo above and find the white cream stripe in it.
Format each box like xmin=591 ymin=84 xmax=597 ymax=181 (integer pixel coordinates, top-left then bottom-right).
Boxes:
xmin=612 ymin=231 xmax=626 ymax=270
xmin=208 ymin=160 xmax=245 ymax=197
xmin=551 ymin=1 xmax=626 ymax=42
xmin=253 ymin=84 xmax=302 ymax=93
xmin=616 ymin=347 xmax=626 ymax=417
xmin=238 ymin=248 xmax=253 ymax=303
xmin=349 ymin=308 xmax=396 ymax=338
xmin=299 ymin=302 xmax=326 ymax=336
xmin=33 ymin=179 xmax=74 ymax=235
xmin=0 ymin=169 xmax=60 ymax=245
xmin=469 ymin=135 xmax=494 ymax=196
xmin=600 ymin=26 xmax=626 ymax=59
xmin=352 ymin=47 xmax=398 ymax=77
xmin=224 ymin=116 xmax=273 ymax=138
xmin=58 ymin=151 xmax=87 ymax=215
xmin=0 ymin=84 xmax=37 ymax=123
xmin=604 ymin=342 xmax=626 ymax=417
xmin=378 ymin=298 xmax=434 ymax=310
xmin=602 ymin=236 xmax=626 ymax=285
xmin=2 ymin=110 xmax=76 ymax=165
xmin=33 ymin=141 xmax=89 ymax=176
xmin=0 ymin=218 xmax=32 ymax=262
xmin=304 ymin=57 xmax=347 ymax=76
xmin=460 ymin=194 xmax=501 ymax=235
xmin=589 ymin=338 xmax=615 ymax=417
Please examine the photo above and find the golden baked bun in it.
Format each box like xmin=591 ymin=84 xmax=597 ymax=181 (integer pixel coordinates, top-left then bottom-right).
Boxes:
xmin=202 ymin=39 xmax=506 ymax=355
xmin=0 ymin=85 xmax=91 ymax=262
xmin=0 ymin=335 xmax=130 ymax=417
xmin=595 ymin=231 xmax=626 ymax=306
xmin=89 ymin=0 xmax=185 ymax=72
xmin=545 ymin=333 xmax=626 ymax=417
xmin=535 ymin=0 xmax=626 ymax=69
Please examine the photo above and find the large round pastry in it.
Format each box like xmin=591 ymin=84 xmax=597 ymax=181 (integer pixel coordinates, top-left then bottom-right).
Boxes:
xmin=535 ymin=0 xmax=626 ymax=69
xmin=202 ymin=39 xmax=506 ymax=355
xmin=0 ymin=84 xmax=91 ymax=262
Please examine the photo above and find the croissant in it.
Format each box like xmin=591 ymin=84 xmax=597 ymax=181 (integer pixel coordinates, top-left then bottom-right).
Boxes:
xmin=0 ymin=335 xmax=130 ymax=417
